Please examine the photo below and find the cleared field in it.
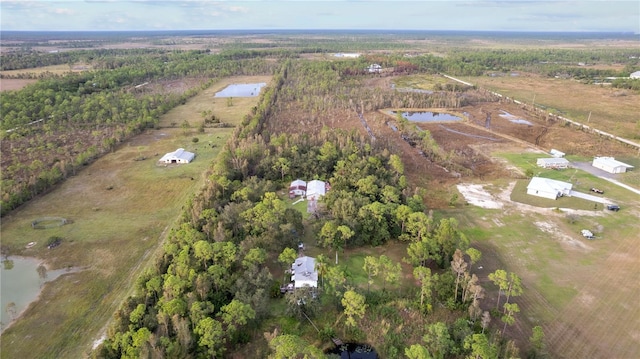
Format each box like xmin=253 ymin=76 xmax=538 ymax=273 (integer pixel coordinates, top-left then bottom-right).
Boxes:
xmin=451 ymin=151 xmax=640 ymax=358
xmin=0 ymin=63 xmax=92 ymax=77
xmin=0 ymin=78 xmax=37 ymax=91
xmin=469 ymin=73 xmax=640 ymax=139
xmin=0 ymin=76 xmax=270 ymax=359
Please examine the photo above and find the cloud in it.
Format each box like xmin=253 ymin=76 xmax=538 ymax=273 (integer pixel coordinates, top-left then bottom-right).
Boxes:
xmin=52 ymin=8 xmax=76 ymax=15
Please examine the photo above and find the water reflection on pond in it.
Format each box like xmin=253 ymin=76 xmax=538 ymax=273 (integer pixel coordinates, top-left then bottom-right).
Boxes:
xmin=326 ymin=343 xmax=378 ymax=359
xmin=498 ymin=110 xmax=532 ymax=125
xmin=393 ymin=111 xmax=463 ymax=122
xmin=1 ymin=257 xmax=80 ymax=332
xmin=214 ymin=83 xmax=266 ymax=97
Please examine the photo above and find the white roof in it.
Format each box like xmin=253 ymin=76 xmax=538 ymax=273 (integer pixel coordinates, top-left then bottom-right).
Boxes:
xmin=527 ymin=177 xmax=573 ymax=193
xmin=306 ymin=180 xmax=326 ymax=197
xmin=538 ymin=158 xmax=569 ymax=164
xmin=159 ymin=148 xmax=195 ymax=162
xmin=593 ymin=157 xmax=634 ymax=169
xmin=630 ymin=71 xmax=640 ymax=78
xmin=291 ymin=256 xmax=317 ymax=288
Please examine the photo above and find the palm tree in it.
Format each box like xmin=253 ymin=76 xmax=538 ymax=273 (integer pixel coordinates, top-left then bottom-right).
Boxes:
xmin=315 ymin=254 xmax=329 ymax=288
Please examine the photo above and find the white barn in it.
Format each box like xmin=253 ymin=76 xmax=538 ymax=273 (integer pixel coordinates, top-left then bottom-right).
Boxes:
xmin=592 ymin=157 xmax=634 ymax=174
xmin=526 ymin=177 xmax=573 ymax=200
xmin=159 ymin=148 xmax=195 ymax=164
xmin=306 ymin=180 xmax=328 ymax=200
xmin=291 ymin=256 xmax=318 ymax=289
xmin=537 ymin=158 xmax=570 ymax=169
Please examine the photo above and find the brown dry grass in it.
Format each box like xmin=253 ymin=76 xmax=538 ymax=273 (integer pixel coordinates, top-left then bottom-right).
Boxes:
xmin=0 ymin=78 xmax=37 ymax=91
xmin=469 ymin=73 xmax=640 ymax=139
xmin=0 ymin=63 xmax=92 ymax=77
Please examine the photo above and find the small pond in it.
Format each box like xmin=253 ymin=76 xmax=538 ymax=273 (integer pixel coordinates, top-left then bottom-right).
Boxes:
xmin=214 ymin=82 xmax=266 ymax=98
xmin=498 ymin=110 xmax=532 ymax=125
xmin=393 ymin=111 xmax=463 ymax=122
xmin=1 ymin=257 xmax=79 ymax=333
xmin=326 ymin=343 xmax=378 ymax=359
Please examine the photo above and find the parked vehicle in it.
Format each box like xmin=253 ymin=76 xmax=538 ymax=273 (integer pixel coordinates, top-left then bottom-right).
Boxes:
xmin=606 ymin=204 xmax=620 ymax=211
xmin=590 ymin=187 xmax=604 ymax=194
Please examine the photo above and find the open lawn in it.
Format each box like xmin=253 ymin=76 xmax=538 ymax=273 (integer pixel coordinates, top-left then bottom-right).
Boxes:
xmin=450 ymin=151 xmax=640 ymax=358
xmin=0 ymin=76 xmax=270 ymax=359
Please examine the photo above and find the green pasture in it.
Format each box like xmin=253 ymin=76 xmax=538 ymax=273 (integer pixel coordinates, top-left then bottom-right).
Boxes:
xmin=495 ymin=152 xmax=636 ymax=209
xmin=392 ymin=74 xmax=458 ymax=91
xmin=0 ymin=77 xmax=269 ymax=359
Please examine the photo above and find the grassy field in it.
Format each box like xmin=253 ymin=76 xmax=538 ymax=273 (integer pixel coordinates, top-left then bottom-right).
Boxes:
xmin=0 ymin=76 xmax=270 ymax=359
xmin=392 ymin=74 xmax=457 ymax=91
xmin=451 ymin=150 xmax=640 ymax=358
xmin=468 ymin=73 xmax=640 ymax=139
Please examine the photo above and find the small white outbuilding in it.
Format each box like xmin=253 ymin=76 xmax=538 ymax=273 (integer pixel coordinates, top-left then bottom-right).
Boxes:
xmin=526 ymin=177 xmax=573 ymax=200
xmin=592 ymin=157 xmax=634 ymax=174
xmin=159 ymin=148 xmax=195 ymax=164
xmin=549 ymin=149 xmax=565 ymax=158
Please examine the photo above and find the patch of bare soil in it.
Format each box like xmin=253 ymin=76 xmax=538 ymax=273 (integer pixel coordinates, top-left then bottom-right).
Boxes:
xmin=457 ymin=181 xmax=600 ymax=248
xmin=0 ymin=79 xmax=37 ymax=91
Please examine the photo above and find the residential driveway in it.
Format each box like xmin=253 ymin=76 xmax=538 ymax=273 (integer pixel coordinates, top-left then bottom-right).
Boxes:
xmin=569 ymin=190 xmax=610 ymax=204
xmin=571 ymin=162 xmax=617 ymax=179
xmin=571 ymin=161 xmax=640 ymax=196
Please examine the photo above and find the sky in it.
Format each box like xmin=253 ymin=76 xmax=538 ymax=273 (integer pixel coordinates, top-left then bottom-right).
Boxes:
xmin=1 ymin=1 xmax=639 ymax=33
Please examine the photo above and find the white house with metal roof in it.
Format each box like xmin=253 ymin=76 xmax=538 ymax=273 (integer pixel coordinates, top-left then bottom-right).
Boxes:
xmin=592 ymin=157 xmax=634 ymax=174
xmin=306 ymin=180 xmax=328 ymax=201
xmin=526 ymin=177 xmax=573 ymax=200
xmin=159 ymin=148 xmax=195 ymax=164
xmin=537 ymin=157 xmax=570 ymax=169
xmin=291 ymin=256 xmax=318 ymax=289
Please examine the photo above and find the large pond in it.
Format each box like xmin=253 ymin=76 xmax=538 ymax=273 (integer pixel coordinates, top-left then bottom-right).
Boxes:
xmin=326 ymin=343 xmax=378 ymax=359
xmin=393 ymin=111 xmax=463 ymax=122
xmin=214 ymin=82 xmax=266 ymax=98
xmin=1 ymin=257 xmax=78 ymax=333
